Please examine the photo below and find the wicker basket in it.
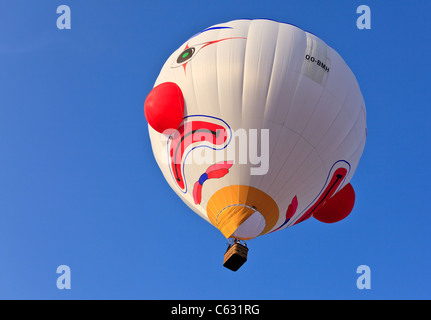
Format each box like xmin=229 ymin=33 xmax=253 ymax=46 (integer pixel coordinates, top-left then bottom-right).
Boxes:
xmin=223 ymin=243 xmax=249 ymax=271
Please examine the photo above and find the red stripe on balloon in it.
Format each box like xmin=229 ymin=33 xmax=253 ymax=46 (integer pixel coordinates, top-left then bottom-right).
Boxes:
xmin=293 ymin=167 xmax=347 ymax=225
xmin=169 ymin=121 xmax=228 ymax=190
xmin=193 ymin=182 xmax=203 ymax=205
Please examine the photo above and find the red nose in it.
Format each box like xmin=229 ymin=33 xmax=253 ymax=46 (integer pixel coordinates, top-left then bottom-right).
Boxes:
xmin=144 ymin=82 xmax=184 ymax=134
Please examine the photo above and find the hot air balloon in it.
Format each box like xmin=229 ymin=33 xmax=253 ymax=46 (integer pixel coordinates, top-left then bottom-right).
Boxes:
xmin=144 ymin=19 xmax=367 ymax=271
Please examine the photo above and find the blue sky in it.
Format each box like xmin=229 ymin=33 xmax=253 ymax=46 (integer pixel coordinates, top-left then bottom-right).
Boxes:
xmin=0 ymin=0 xmax=430 ymax=299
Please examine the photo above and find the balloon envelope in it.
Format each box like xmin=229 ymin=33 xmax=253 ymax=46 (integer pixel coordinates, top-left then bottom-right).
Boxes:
xmin=145 ymin=19 xmax=367 ymax=240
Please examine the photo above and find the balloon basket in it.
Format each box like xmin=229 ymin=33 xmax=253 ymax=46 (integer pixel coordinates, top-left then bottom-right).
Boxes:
xmin=223 ymin=242 xmax=248 ymax=271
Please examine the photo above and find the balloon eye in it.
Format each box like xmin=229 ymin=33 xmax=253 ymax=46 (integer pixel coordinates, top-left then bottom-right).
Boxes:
xmin=177 ymin=47 xmax=195 ymax=64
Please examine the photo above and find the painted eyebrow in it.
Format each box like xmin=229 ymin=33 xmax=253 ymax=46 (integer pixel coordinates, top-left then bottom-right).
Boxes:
xmin=188 ymin=26 xmax=233 ymax=40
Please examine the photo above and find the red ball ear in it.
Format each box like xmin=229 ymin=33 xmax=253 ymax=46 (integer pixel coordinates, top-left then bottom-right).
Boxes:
xmin=313 ymin=183 xmax=355 ymax=223
xmin=144 ymin=82 xmax=184 ymax=134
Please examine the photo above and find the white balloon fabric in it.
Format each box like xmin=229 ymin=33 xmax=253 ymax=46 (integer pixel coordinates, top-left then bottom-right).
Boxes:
xmin=145 ymin=19 xmax=367 ymax=240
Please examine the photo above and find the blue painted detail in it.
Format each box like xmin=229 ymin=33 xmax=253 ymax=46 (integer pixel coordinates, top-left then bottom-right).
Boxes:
xmin=189 ymin=26 xmax=233 ymax=39
xmin=276 ymin=219 xmax=291 ymax=230
xmin=199 ymin=173 xmax=208 ymax=185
